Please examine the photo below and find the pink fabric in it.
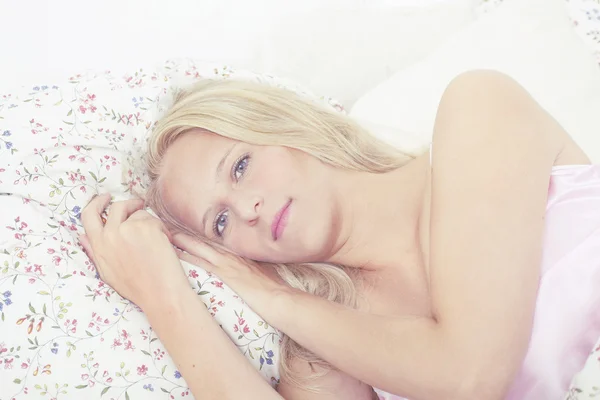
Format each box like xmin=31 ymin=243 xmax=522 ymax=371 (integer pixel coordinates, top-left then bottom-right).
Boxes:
xmin=376 ymin=164 xmax=600 ymax=400
xmin=506 ymin=164 xmax=600 ymax=399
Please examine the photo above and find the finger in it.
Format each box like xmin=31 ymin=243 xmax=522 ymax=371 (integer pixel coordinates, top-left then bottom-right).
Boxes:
xmin=127 ymin=209 xmax=154 ymax=221
xmin=126 ymin=210 xmax=172 ymax=240
xmin=172 ymin=233 xmax=223 ymax=265
xmin=81 ymin=193 xmax=112 ymax=244
xmin=175 ymin=248 xmax=215 ymax=273
xmin=105 ymin=199 xmax=145 ymax=230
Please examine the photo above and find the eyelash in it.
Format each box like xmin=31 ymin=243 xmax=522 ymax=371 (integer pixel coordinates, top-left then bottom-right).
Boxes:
xmin=212 ymin=153 xmax=251 ymax=237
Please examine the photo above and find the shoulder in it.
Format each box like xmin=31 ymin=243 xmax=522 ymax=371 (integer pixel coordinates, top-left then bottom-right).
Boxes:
xmin=431 ymin=69 xmax=588 ymax=167
xmin=277 ymin=357 xmax=377 ymax=400
xmin=431 ymin=70 xmax=592 ymax=167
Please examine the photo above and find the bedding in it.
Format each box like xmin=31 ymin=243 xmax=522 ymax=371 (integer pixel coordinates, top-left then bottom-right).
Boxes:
xmin=0 ymin=59 xmax=346 ymax=399
xmin=350 ymin=0 xmax=600 ymax=163
xmin=2 ymin=0 xmax=600 ymax=399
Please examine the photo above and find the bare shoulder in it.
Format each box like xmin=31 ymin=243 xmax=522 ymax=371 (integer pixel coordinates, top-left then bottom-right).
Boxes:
xmin=434 ymin=70 xmax=590 ymax=166
xmin=277 ymin=357 xmax=377 ymax=400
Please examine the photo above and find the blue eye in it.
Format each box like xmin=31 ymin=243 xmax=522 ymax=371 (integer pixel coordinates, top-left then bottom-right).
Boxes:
xmin=213 ymin=210 xmax=229 ymax=237
xmin=232 ymin=154 xmax=250 ymax=181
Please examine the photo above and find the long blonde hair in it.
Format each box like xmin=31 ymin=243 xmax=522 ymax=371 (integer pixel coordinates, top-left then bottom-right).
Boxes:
xmin=145 ymin=78 xmax=415 ymax=389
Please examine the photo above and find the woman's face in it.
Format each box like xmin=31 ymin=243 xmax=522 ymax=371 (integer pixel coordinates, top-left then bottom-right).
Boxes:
xmin=159 ymin=129 xmax=344 ymax=264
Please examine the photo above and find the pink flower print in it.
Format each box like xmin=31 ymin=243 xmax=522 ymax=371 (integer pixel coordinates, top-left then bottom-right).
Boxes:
xmin=243 ymin=325 xmax=250 ymax=334
xmin=47 ymin=248 xmax=55 ymax=254
xmin=28 ymin=278 xmax=36 ymax=284
xmin=3 ymin=357 xmax=14 ymax=369
xmin=52 ymin=256 xmax=62 ymax=266
xmin=238 ymin=317 xmax=245 ymax=326
xmin=233 ymin=325 xmax=239 ymax=332
xmin=188 ymin=269 xmax=199 ymax=279
xmin=81 ymin=374 xmax=89 ymax=380
xmin=212 ymin=281 xmax=224 ymax=289
xmin=124 ymin=340 xmax=135 ymax=351
xmin=79 ymin=105 xmax=87 ymax=114
xmin=21 ymin=362 xmax=28 ymax=369
xmin=137 ymin=364 xmax=148 ymax=376
xmin=14 ymin=233 xmax=22 ymax=240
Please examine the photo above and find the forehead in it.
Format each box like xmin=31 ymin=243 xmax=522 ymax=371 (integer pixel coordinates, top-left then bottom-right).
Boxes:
xmin=158 ymin=130 xmax=236 ymax=220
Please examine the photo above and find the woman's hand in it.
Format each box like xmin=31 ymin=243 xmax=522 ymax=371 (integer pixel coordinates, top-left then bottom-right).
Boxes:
xmin=80 ymin=194 xmax=190 ymax=310
xmin=172 ymin=233 xmax=292 ymax=322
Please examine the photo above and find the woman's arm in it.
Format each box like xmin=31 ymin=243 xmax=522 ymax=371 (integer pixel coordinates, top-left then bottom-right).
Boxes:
xmin=270 ymin=70 xmax=573 ymax=399
xmin=80 ymin=197 xmax=282 ymax=400
xmin=149 ymin=287 xmax=375 ymax=400
xmin=145 ymin=288 xmax=282 ymax=400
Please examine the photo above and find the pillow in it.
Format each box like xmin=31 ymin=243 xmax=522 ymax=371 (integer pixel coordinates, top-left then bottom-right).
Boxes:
xmin=350 ymin=0 xmax=600 ymax=162
xmin=259 ymin=0 xmax=478 ymax=107
xmin=0 ymin=59 xmax=343 ymax=398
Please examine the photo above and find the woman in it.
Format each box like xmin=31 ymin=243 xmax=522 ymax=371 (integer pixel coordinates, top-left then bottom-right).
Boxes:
xmin=79 ymin=70 xmax=600 ymax=399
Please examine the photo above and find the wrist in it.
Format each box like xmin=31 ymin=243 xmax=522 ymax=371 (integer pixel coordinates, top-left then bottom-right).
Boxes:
xmin=142 ymin=286 xmax=200 ymax=325
xmin=266 ymin=287 xmax=299 ymax=332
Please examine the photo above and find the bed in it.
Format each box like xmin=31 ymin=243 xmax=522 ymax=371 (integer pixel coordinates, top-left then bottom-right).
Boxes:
xmin=1 ymin=0 xmax=599 ymax=399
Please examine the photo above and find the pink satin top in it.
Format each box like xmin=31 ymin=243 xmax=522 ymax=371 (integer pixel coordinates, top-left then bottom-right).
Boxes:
xmin=375 ymin=164 xmax=600 ymax=400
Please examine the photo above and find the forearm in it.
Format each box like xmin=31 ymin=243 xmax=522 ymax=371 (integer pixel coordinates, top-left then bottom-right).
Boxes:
xmin=145 ymin=288 xmax=281 ymax=400
xmin=275 ymin=291 xmax=475 ymax=400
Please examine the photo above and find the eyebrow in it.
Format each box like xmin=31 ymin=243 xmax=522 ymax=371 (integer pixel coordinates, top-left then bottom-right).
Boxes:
xmin=201 ymin=143 xmax=238 ymax=236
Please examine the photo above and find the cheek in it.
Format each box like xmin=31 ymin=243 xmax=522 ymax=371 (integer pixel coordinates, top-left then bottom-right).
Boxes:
xmin=254 ymin=148 xmax=304 ymax=187
xmin=224 ymin=230 xmax=266 ymax=261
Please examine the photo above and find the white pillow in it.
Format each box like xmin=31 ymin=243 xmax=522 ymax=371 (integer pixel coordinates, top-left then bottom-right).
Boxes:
xmin=259 ymin=0 xmax=477 ymax=107
xmin=350 ymin=0 xmax=600 ymax=162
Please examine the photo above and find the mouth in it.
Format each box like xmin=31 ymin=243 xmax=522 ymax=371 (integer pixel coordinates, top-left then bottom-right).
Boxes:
xmin=271 ymin=199 xmax=292 ymax=241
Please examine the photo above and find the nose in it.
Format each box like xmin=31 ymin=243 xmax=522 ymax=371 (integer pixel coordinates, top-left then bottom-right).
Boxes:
xmin=231 ymin=193 xmax=263 ymax=226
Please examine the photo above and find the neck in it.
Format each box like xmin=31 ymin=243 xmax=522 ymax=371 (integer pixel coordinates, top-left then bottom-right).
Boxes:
xmin=327 ymin=155 xmax=429 ymax=271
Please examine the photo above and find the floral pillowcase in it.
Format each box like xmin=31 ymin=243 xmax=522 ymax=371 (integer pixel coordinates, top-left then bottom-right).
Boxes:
xmin=0 ymin=59 xmax=343 ymax=400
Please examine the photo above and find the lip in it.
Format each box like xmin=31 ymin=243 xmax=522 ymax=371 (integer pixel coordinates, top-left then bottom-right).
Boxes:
xmin=271 ymin=199 xmax=292 ymax=241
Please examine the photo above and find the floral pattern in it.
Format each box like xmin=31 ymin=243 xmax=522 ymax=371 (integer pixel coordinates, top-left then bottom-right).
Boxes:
xmin=0 ymin=58 xmax=343 ymax=399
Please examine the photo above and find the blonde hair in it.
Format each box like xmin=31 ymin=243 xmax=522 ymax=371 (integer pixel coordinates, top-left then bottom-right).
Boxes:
xmin=145 ymin=78 xmax=415 ymax=389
